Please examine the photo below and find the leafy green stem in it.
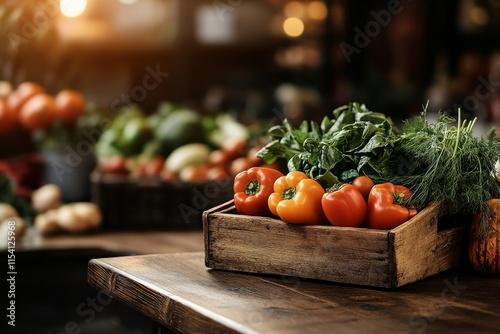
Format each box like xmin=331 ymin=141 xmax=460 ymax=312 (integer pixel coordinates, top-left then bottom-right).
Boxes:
xmin=452 ymin=109 xmax=461 ymax=159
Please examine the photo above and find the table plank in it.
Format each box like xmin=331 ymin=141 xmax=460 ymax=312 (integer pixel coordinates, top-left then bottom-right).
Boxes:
xmin=88 ymin=252 xmax=500 ymax=334
xmin=17 ymin=229 xmax=204 ymax=255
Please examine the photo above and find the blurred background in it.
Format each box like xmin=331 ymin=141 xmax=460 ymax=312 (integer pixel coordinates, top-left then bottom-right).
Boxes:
xmin=1 ymin=0 xmax=500 ymax=333
xmin=2 ymin=0 xmax=500 ymax=131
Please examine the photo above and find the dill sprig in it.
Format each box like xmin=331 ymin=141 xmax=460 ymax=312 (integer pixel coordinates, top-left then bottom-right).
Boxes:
xmin=386 ymin=104 xmax=500 ymax=235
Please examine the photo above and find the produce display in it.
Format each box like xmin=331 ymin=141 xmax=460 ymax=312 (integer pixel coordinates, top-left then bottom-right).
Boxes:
xmin=95 ymin=103 xmax=279 ymax=182
xmin=0 ymin=81 xmax=86 ymax=134
xmin=0 ymin=174 xmax=102 ymax=241
xmin=230 ymin=102 xmax=500 ymax=275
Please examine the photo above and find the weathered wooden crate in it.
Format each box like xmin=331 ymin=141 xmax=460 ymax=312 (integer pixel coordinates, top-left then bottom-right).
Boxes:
xmin=203 ymin=200 xmax=467 ymax=288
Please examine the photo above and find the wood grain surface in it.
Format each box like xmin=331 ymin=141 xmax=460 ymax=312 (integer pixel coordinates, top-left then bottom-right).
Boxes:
xmin=88 ymin=252 xmax=500 ymax=334
xmin=17 ymin=229 xmax=204 ymax=255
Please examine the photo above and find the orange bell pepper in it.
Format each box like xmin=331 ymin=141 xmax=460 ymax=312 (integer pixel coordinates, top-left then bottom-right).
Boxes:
xmin=268 ymin=171 xmax=327 ymax=225
xmin=364 ymin=183 xmax=418 ymax=230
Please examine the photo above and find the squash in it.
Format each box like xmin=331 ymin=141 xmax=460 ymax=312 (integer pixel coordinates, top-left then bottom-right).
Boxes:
xmin=468 ymin=199 xmax=500 ymax=275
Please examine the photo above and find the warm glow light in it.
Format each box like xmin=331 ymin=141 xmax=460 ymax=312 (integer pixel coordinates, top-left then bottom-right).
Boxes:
xmin=470 ymin=7 xmax=489 ymax=25
xmin=284 ymin=1 xmax=305 ymax=18
xmin=120 ymin=0 xmax=138 ymax=4
xmin=60 ymin=0 xmax=87 ymax=18
xmin=307 ymin=1 xmax=327 ymax=20
xmin=283 ymin=17 xmax=304 ymax=38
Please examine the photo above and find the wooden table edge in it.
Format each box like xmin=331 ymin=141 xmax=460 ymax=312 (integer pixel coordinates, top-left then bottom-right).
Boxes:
xmin=87 ymin=252 xmax=258 ymax=334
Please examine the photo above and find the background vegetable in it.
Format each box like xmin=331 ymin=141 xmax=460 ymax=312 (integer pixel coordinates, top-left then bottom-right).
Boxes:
xmin=7 ymin=81 xmax=44 ymax=117
xmin=0 ymin=99 xmax=17 ymax=134
xmin=19 ymin=93 xmax=57 ymax=131
xmin=0 ymin=203 xmax=19 ymax=222
xmin=468 ymin=199 xmax=500 ymax=275
xmin=54 ymin=89 xmax=86 ymax=123
xmin=31 ymin=183 xmax=61 ymax=213
xmin=165 ymin=143 xmax=212 ymax=174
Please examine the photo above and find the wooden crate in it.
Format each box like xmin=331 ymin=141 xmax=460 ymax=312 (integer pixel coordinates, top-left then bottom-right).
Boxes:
xmin=91 ymin=171 xmax=233 ymax=230
xmin=203 ymin=200 xmax=467 ymax=288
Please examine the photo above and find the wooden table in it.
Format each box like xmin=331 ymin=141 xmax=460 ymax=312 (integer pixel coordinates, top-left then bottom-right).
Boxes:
xmin=88 ymin=252 xmax=500 ymax=334
xmin=16 ymin=228 xmax=204 ymax=254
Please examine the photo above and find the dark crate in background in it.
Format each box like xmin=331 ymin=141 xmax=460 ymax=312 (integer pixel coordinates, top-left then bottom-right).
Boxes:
xmin=91 ymin=171 xmax=233 ymax=230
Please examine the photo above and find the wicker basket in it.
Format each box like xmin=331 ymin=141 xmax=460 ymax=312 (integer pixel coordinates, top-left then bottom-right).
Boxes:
xmin=91 ymin=171 xmax=234 ymax=230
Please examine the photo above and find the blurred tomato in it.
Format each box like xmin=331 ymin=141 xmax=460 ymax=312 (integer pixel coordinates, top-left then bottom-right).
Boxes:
xmin=161 ymin=168 xmax=178 ymax=182
xmin=55 ymin=89 xmax=86 ymax=123
xmin=179 ymin=164 xmax=210 ymax=182
xmin=7 ymin=82 xmax=44 ymax=116
xmin=131 ymin=156 xmax=164 ymax=177
xmin=98 ymin=156 xmax=128 ymax=174
xmin=144 ymin=156 xmax=165 ymax=177
xmin=0 ymin=99 xmax=17 ymax=134
xmin=208 ymin=149 xmax=231 ymax=167
xmin=207 ymin=165 xmax=230 ymax=181
xmin=0 ymin=153 xmax=43 ymax=198
xmin=0 ymin=81 xmax=13 ymax=99
xmin=229 ymin=156 xmax=258 ymax=177
xmin=222 ymin=139 xmax=248 ymax=159
xmin=19 ymin=93 xmax=57 ymax=131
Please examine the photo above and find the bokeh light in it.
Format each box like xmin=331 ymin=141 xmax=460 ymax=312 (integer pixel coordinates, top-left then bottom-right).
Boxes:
xmin=283 ymin=17 xmax=304 ymax=37
xmin=307 ymin=1 xmax=327 ymax=20
xmin=60 ymin=0 xmax=87 ymax=18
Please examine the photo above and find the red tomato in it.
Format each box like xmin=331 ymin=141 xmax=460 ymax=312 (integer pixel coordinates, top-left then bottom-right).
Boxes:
xmin=161 ymin=168 xmax=178 ymax=182
xmin=143 ymin=157 xmax=165 ymax=177
xmin=222 ymin=139 xmax=248 ymax=159
xmin=321 ymin=184 xmax=367 ymax=227
xmin=19 ymin=93 xmax=57 ymax=131
xmin=228 ymin=156 xmax=258 ymax=178
xmin=98 ymin=156 xmax=128 ymax=174
xmin=352 ymin=176 xmax=375 ymax=201
xmin=0 ymin=99 xmax=18 ymax=134
xmin=0 ymin=81 xmax=13 ymax=99
xmin=208 ymin=149 xmax=231 ymax=167
xmin=179 ymin=164 xmax=210 ymax=183
xmin=55 ymin=89 xmax=86 ymax=123
xmin=206 ymin=165 xmax=230 ymax=181
xmin=7 ymin=82 xmax=45 ymax=116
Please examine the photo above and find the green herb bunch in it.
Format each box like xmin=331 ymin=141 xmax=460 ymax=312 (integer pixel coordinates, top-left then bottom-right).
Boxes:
xmin=385 ymin=106 xmax=500 ymax=233
xmin=257 ymin=102 xmax=398 ymax=187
